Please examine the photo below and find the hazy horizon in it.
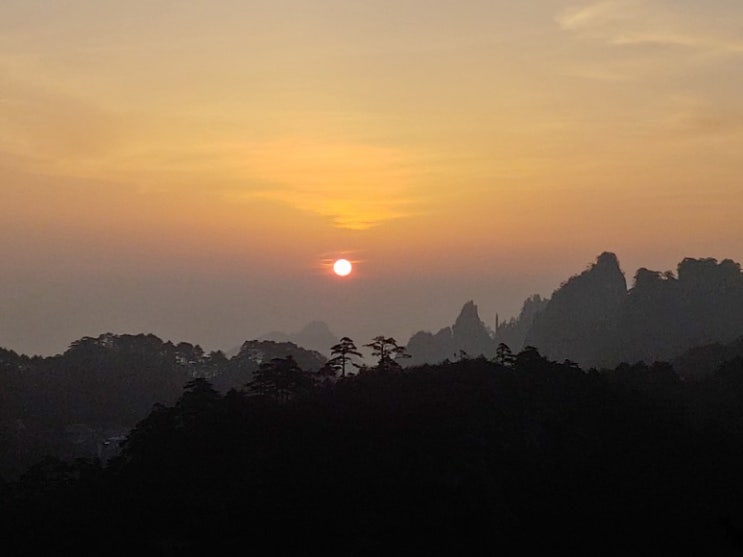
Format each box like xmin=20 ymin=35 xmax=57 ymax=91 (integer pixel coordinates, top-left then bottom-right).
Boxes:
xmin=3 ymin=250 xmax=741 ymax=357
xmin=2 ymin=1 xmax=742 ymax=355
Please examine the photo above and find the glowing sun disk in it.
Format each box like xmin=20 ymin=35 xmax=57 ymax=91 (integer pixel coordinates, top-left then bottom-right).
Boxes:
xmin=333 ymin=259 xmax=353 ymax=277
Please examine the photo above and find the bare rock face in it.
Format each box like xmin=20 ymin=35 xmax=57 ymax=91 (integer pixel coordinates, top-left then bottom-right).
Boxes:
xmin=407 ymin=301 xmax=494 ymax=365
xmin=526 ymin=252 xmax=627 ymax=368
xmin=494 ymin=294 xmax=549 ymax=353
xmin=452 ymin=301 xmax=494 ymax=359
xmin=406 ymin=328 xmax=454 ymax=366
xmin=408 ymin=253 xmax=743 ymax=370
xmin=619 ymin=258 xmax=743 ymax=365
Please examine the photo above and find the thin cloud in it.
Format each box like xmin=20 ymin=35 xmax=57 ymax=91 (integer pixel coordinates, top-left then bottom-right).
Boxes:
xmin=0 ymin=62 xmax=124 ymax=167
xmin=557 ymin=1 xmax=743 ymax=55
xmin=557 ymin=0 xmax=635 ymax=32
xmin=237 ymin=138 xmax=422 ymax=230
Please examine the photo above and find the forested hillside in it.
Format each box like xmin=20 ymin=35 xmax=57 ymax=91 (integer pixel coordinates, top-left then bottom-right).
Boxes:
xmin=0 ymin=333 xmax=325 ymax=477
xmin=3 ymin=349 xmax=743 ymax=554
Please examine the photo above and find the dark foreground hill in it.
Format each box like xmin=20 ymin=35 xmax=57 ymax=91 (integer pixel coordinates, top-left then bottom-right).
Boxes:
xmin=3 ymin=354 xmax=743 ymax=554
xmin=0 ymin=333 xmax=325 ymax=477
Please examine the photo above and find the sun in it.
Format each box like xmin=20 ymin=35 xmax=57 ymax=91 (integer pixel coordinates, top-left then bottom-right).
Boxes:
xmin=333 ymin=259 xmax=353 ymax=277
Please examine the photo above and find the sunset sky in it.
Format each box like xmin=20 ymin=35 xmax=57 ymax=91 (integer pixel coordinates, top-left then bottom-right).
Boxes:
xmin=2 ymin=0 xmax=743 ymax=355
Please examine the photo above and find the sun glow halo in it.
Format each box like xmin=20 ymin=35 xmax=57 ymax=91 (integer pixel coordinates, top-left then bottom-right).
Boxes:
xmin=333 ymin=259 xmax=353 ymax=277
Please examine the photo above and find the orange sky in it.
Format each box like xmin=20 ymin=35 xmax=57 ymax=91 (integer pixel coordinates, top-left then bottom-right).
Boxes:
xmin=2 ymin=0 xmax=742 ymax=354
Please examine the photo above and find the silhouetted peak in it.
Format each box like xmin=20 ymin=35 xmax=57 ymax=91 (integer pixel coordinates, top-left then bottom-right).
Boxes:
xmin=454 ymin=301 xmax=481 ymax=328
xmin=550 ymin=253 xmax=627 ymax=307
xmin=293 ymin=321 xmax=337 ymax=355
xmin=587 ymin=252 xmax=626 ymax=290
xmin=526 ymin=253 xmax=627 ymax=367
xmin=407 ymin=302 xmax=495 ymax=365
xmin=453 ymin=301 xmax=493 ymax=356
xmin=595 ymin=251 xmax=621 ymax=271
xmin=453 ymin=301 xmax=490 ymax=337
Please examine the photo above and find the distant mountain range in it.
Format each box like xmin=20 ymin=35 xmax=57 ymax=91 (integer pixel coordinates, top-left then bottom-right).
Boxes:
xmin=226 ymin=252 xmax=743 ymax=373
xmin=226 ymin=321 xmax=338 ymax=358
xmin=406 ymin=252 xmax=743 ymax=371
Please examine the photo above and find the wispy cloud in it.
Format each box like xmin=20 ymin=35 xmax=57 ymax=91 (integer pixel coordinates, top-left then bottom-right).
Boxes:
xmin=557 ymin=0 xmax=635 ymax=32
xmin=235 ymin=138 xmax=422 ymax=230
xmin=0 ymin=56 xmax=124 ymax=169
xmin=557 ymin=1 xmax=743 ymax=55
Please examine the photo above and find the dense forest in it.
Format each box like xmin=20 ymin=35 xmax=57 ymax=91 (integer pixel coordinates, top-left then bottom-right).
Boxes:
xmin=0 ymin=333 xmax=327 ymax=477
xmin=2 ymin=338 xmax=743 ymax=553
xmin=3 ymin=253 xmax=743 ymax=553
